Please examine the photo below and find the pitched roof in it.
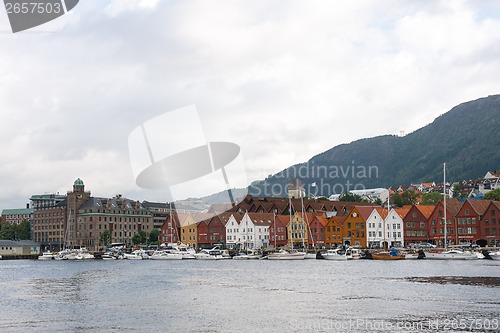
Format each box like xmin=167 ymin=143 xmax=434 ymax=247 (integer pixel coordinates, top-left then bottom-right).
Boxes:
xmin=247 ymin=213 xmax=275 ymax=226
xmin=393 ymin=207 xmax=411 ymax=219
xmin=443 ymin=198 xmax=463 ymax=216
xmin=355 ymin=206 xmax=378 ymax=220
xmin=2 ymin=208 xmax=34 ymax=215
xmin=415 ymin=205 xmax=435 ymax=219
xmin=467 ymin=199 xmax=492 ymax=216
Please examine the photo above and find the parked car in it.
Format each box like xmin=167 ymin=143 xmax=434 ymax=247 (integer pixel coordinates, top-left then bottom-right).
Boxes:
xmin=416 ymin=243 xmax=436 ymax=248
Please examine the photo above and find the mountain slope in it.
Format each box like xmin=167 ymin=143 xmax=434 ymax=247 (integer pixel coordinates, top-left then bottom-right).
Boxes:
xmin=248 ymin=95 xmax=500 ymax=197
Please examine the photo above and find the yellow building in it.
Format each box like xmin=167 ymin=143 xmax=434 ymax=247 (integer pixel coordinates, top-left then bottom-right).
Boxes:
xmin=180 ymin=212 xmax=213 ymax=248
xmin=286 ymin=212 xmax=314 ymax=248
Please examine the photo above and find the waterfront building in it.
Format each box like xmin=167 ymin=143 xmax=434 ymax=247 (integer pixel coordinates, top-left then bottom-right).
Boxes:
xmin=31 ymin=179 xmax=154 ymax=251
xmin=365 ymin=207 xmax=388 ymax=248
xmin=197 ymin=213 xmax=230 ymax=249
xmin=160 ymin=212 xmax=186 ymax=244
xmin=287 ymin=212 xmax=312 ymax=248
xmin=1 ymin=207 xmax=33 ymax=225
xmin=403 ymin=205 xmax=434 ymax=246
xmin=31 ymin=202 xmax=66 ymax=250
xmin=481 ymin=201 xmax=500 ymax=247
xmin=180 ymin=212 xmax=213 ymax=248
xmin=454 ymin=199 xmax=490 ymax=246
xmin=325 ymin=215 xmax=345 ymax=248
xmin=247 ymin=213 xmax=273 ymax=249
xmin=0 ymin=240 xmax=40 ymax=256
xmin=307 ymin=214 xmax=328 ymax=248
xmin=342 ymin=206 xmax=373 ymax=248
xmin=142 ymin=201 xmax=171 ymax=229
xmin=270 ymin=214 xmax=288 ymax=248
xmin=29 ymin=193 xmax=66 ymax=211
xmin=385 ymin=206 xmax=411 ymax=247
xmin=428 ymin=198 xmax=462 ymax=247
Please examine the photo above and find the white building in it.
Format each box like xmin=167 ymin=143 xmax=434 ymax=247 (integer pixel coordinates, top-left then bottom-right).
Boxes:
xmin=225 ymin=212 xmax=272 ymax=249
xmin=329 ymin=188 xmax=389 ymax=203
xmin=365 ymin=207 xmax=388 ymax=248
xmin=385 ymin=207 xmax=411 ymax=247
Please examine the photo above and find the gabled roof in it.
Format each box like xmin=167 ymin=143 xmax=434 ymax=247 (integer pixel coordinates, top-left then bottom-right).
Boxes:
xmin=374 ymin=207 xmax=388 ymax=219
xmin=466 ymin=199 xmax=492 ymax=216
xmin=442 ymin=198 xmax=463 ymax=216
xmin=355 ymin=206 xmax=379 ymax=220
xmin=393 ymin=207 xmax=411 ymax=219
xmin=415 ymin=205 xmax=435 ymax=219
xmin=247 ymin=213 xmax=274 ymax=226
xmin=311 ymin=215 xmax=329 ymax=227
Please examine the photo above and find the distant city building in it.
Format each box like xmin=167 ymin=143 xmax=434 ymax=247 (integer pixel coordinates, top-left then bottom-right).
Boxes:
xmin=31 ymin=178 xmax=154 ymax=251
xmin=29 ymin=193 xmax=66 ymax=211
xmin=1 ymin=208 xmax=33 ymax=225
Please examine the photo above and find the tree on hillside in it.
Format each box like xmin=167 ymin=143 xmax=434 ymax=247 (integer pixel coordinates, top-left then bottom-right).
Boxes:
xmin=338 ymin=192 xmax=367 ymax=202
xmin=452 ymin=183 xmax=468 ymax=199
xmin=391 ymin=191 xmax=419 ymax=207
xmin=484 ymin=188 xmax=500 ymax=201
xmin=421 ymin=192 xmax=443 ymax=205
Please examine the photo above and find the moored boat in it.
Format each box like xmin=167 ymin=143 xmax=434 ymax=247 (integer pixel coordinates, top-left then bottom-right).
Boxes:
xmin=423 ymin=249 xmax=478 ymax=260
xmin=322 ymin=248 xmax=352 ymax=261
xmin=38 ymin=251 xmax=55 ymax=260
xmin=267 ymin=249 xmax=306 ymax=260
xmin=194 ymin=247 xmax=231 ymax=260
xmin=372 ymin=249 xmax=406 ymax=260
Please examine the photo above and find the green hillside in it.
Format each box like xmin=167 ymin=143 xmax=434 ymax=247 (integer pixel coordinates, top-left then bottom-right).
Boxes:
xmin=248 ymin=95 xmax=500 ymax=197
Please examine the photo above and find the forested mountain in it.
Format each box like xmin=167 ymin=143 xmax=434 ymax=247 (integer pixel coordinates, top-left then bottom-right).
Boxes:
xmin=248 ymin=95 xmax=500 ymax=197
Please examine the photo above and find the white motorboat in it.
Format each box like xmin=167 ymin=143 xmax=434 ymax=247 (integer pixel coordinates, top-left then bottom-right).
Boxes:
xmin=267 ymin=249 xmax=306 ymax=260
xmin=487 ymin=250 xmax=500 ymax=260
xmin=423 ymin=249 xmax=478 ymax=260
xmin=232 ymin=250 xmax=262 ymax=260
xmin=194 ymin=247 xmax=231 ymax=260
xmin=150 ymin=249 xmax=183 ymax=260
xmin=322 ymin=248 xmax=353 ymax=261
xmin=170 ymin=244 xmax=196 ymax=259
xmin=38 ymin=251 xmax=55 ymax=260
xmin=124 ymin=249 xmax=150 ymax=260
xmin=75 ymin=247 xmax=95 ymax=260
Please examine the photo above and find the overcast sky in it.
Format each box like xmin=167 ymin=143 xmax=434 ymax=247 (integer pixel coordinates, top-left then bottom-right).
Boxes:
xmin=1 ymin=0 xmax=500 ymax=208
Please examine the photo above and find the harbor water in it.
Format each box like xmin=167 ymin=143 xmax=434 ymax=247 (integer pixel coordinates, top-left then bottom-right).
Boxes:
xmin=0 ymin=259 xmax=499 ymax=333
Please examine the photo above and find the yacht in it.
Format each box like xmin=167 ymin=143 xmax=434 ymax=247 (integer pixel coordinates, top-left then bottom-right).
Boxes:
xmin=38 ymin=251 xmax=55 ymax=260
xmin=267 ymin=249 xmax=306 ymax=260
xmin=322 ymin=248 xmax=353 ymax=261
xmin=423 ymin=249 xmax=478 ymax=260
xmin=124 ymin=249 xmax=150 ymax=260
xmin=194 ymin=247 xmax=231 ymax=260
xmin=150 ymin=248 xmax=183 ymax=260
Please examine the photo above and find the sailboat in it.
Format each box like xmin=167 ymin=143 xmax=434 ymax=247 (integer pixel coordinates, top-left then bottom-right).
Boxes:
xmin=268 ymin=195 xmax=306 ymax=260
xmin=423 ymin=163 xmax=477 ymax=260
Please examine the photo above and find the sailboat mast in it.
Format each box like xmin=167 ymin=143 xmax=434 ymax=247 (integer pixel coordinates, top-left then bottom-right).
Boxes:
xmin=443 ymin=162 xmax=447 ymax=249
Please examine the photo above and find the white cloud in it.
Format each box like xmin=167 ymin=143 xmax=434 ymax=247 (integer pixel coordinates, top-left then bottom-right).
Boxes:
xmin=1 ymin=0 xmax=500 ymax=208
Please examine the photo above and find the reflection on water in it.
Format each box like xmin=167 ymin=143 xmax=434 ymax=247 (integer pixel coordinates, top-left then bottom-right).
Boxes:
xmin=0 ymin=260 xmax=498 ymax=332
